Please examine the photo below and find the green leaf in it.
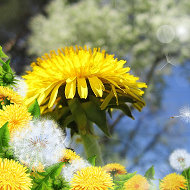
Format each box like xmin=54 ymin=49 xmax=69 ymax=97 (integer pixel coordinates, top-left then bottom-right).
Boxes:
xmin=113 ymin=172 xmax=136 ymax=189
xmin=144 ymin=166 xmax=155 ymax=181
xmin=0 ymin=122 xmax=10 ymax=153
xmin=182 ymin=168 xmax=190 ymax=188
xmin=0 ymin=46 xmax=8 ymax=59
xmin=115 ymin=172 xmax=136 ymax=182
xmin=87 ymin=155 xmax=96 ymax=166
xmin=108 ymin=104 xmax=134 ymax=120
xmin=81 ymin=101 xmax=110 ymax=136
xmin=32 ymin=162 xmax=64 ymax=190
xmin=28 ymin=99 xmax=41 ymax=118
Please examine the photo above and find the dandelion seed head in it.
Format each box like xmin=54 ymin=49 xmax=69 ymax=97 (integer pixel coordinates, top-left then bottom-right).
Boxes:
xmin=10 ymin=118 xmax=67 ymax=169
xmin=62 ymin=159 xmax=91 ymax=182
xmin=169 ymin=149 xmax=190 ymax=171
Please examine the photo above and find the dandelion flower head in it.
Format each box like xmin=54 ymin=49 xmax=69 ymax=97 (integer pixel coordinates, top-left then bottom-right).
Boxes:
xmin=23 ymin=46 xmax=147 ymax=113
xmin=103 ymin=163 xmax=127 ymax=175
xmin=10 ymin=118 xmax=67 ymax=169
xmin=124 ymin=174 xmax=149 ymax=190
xmin=0 ymin=158 xmax=32 ymax=190
xmin=0 ymin=86 xmax=23 ymax=106
xmin=169 ymin=149 xmax=190 ymax=171
xmin=0 ymin=104 xmax=32 ymax=135
xmin=70 ymin=166 xmax=114 ymax=190
xmin=60 ymin=149 xmax=81 ymax=163
xmin=160 ymin=173 xmax=187 ymax=190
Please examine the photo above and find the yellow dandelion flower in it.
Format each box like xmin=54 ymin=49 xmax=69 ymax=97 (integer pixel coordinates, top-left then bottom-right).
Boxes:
xmin=71 ymin=166 xmax=114 ymax=190
xmin=60 ymin=149 xmax=81 ymax=163
xmin=0 ymin=158 xmax=32 ymax=190
xmin=103 ymin=163 xmax=127 ymax=175
xmin=0 ymin=104 xmax=32 ymax=135
xmin=23 ymin=46 xmax=147 ymax=113
xmin=160 ymin=173 xmax=187 ymax=190
xmin=124 ymin=174 xmax=149 ymax=190
xmin=0 ymin=86 xmax=23 ymax=105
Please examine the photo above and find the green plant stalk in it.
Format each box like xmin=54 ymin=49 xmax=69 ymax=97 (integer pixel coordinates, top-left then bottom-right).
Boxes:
xmin=79 ymin=123 xmax=104 ymax=166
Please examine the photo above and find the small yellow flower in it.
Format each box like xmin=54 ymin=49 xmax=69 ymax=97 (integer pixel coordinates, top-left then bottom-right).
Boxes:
xmin=0 ymin=158 xmax=32 ymax=190
xmin=0 ymin=104 xmax=32 ymax=135
xmin=124 ymin=174 xmax=149 ymax=190
xmin=60 ymin=149 xmax=80 ymax=163
xmin=103 ymin=163 xmax=127 ymax=175
xmin=23 ymin=46 xmax=147 ymax=113
xmin=71 ymin=166 xmax=114 ymax=190
xmin=160 ymin=173 xmax=187 ymax=190
xmin=0 ymin=86 xmax=23 ymax=105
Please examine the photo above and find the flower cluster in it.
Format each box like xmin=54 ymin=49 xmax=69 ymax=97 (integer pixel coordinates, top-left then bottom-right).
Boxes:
xmin=0 ymin=83 xmax=189 ymax=190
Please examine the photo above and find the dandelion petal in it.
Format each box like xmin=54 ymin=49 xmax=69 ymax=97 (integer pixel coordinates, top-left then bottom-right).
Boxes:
xmin=77 ymin=77 xmax=88 ymax=99
xmin=88 ymin=76 xmax=104 ymax=97
xmin=65 ymin=78 xmax=76 ymax=99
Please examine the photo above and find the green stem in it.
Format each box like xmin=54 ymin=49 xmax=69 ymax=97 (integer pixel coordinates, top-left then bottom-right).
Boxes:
xmin=78 ymin=123 xmax=104 ymax=166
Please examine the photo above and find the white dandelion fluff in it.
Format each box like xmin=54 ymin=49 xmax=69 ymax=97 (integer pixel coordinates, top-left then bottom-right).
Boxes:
xmin=10 ymin=118 xmax=67 ymax=169
xmin=12 ymin=76 xmax=27 ymax=97
xmin=169 ymin=149 xmax=190 ymax=171
xmin=62 ymin=159 xmax=91 ymax=182
xmin=171 ymin=105 xmax=190 ymax=123
xmin=179 ymin=105 xmax=190 ymax=123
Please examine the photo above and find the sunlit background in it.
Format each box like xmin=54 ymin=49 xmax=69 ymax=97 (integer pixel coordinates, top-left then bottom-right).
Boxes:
xmin=0 ymin=0 xmax=190 ymax=182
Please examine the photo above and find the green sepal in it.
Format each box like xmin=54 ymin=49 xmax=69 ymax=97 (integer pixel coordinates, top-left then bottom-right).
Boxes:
xmin=100 ymin=91 xmax=114 ymax=110
xmin=68 ymin=98 xmax=88 ymax=134
xmin=62 ymin=115 xmax=74 ymax=128
xmin=81 ymin=100 xmax=111 ymax=137
xmin=52 ymin=176 xmax=71 ymax=190
xmin=87 ymin=155 xmax=96 ymax=166
xmin=108 ymin=104 xmax=134 ymax=120
xmin=0 ymin=122 xmax=10 ymax=153
xmin=144 ymin=165 xmax=155 ymax=181
xmin=31 ymin=162 xmax=65 ymax=190
xmin=28 ymin=99 xmax=41 ymax=118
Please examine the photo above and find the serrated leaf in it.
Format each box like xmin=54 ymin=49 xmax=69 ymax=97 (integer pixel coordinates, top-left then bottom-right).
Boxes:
xmin=81 ymin=101 xmax=110 ymax=137
xmin=144 ymin=166 xmax=155 ymax=181
xmin=32 ymin=162 xmax=64 ymax=190
xmin=87 ymin=155 xmax=96 ymax=166
xmin=28 ymin=99 xmax=40 ymax=118
xmin=0 ymin=122 xmax=10 ymax=153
